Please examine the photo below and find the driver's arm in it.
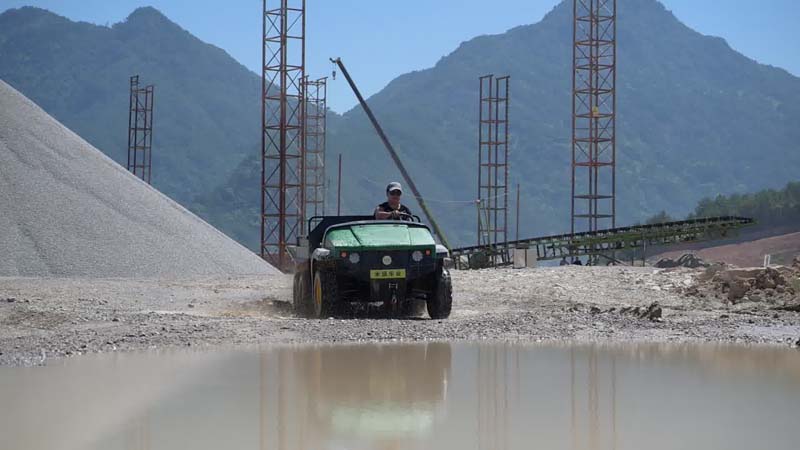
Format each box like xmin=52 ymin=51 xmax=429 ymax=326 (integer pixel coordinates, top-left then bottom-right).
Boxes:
xmin=375 ymin=208 xmax=394 ymax=219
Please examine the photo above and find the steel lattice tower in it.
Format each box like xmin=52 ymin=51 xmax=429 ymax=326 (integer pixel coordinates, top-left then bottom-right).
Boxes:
xmin=572 ymin=0 xmax=616 ymax=235
xmin=478 ymin=75 xmax=493 ymax=248
xmin=127 ymin=75 xmax=155 ymax=184
xmin=261 ymin=0 xmax=305 ymax=270
xmin=478 ymin=75 xmax=510 ymax=265
xmin=303 ymin=76 xmax=327 ymax=218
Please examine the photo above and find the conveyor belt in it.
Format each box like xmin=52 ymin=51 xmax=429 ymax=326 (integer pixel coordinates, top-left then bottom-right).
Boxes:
xmin=451 ymin=216 xmax=755 ymax=269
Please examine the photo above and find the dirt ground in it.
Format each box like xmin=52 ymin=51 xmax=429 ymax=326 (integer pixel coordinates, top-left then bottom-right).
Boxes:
xmin=2 ymin=266 xmax=800 ymax=366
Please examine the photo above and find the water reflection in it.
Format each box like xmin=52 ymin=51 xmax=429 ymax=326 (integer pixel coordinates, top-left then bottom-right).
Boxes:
xmin=568 ymin=347 xmax=615 ymax=450
xmin=1 ymin=343 xmax=799 ymax=450
xmin=259 ymin=343 xmax=451 ymax=450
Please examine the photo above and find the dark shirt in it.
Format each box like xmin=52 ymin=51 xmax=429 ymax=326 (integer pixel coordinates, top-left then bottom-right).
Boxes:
xmin=375 ymin=202 xmax=412 ymax=220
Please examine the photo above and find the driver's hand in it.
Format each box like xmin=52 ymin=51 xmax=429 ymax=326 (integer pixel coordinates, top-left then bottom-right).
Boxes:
xmin=390 ymin=210 xmax=400 ymax=219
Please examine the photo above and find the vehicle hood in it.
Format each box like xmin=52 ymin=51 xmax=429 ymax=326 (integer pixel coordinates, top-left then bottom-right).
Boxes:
xmin=326 ymin=224 xmax=435 ymax=250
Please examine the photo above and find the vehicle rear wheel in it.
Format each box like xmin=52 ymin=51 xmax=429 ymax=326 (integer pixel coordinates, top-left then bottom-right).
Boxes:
xmin=427 ymin=268 xmax=452 ymax=319
xmin=292 ymin=269 xmax=311 ymax=316
xmin=312 ymin=270 xmax=337 ymax=318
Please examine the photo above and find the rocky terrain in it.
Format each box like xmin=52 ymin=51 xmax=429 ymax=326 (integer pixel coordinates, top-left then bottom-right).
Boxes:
xmin=3 ymin=262 xmax=799 ymax=366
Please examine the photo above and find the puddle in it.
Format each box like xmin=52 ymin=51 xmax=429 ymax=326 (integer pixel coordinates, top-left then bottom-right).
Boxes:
xmin=1 ymin=342 xmax=799 ymax=450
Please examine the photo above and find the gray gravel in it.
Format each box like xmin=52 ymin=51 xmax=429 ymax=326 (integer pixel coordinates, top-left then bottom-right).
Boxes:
xmin=0 ymin=80 xmax=276 ymax=277
xmin=2 ymin=266 xmax=799 ymax=366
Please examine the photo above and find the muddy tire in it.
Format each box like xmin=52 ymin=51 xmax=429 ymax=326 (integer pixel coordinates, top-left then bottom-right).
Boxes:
xmin=292 ymin=270 xmax=311 ymax=317
xmin=427 ymin=269 xmax=452 ymax=319
xmin=312 ymin=270 xmax=337 ymax=318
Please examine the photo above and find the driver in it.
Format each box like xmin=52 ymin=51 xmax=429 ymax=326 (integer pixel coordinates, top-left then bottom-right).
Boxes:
xmin=374 ymin=182 xmax=413 ymax=220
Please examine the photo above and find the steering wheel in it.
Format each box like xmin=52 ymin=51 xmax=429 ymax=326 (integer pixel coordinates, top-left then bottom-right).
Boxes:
xmin=390 ymin=211 xmax=413 ymax=221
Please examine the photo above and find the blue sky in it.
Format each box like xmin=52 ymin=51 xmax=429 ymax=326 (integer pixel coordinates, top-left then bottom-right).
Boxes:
xmin=1 ymin=0 xmax=798 ymax=113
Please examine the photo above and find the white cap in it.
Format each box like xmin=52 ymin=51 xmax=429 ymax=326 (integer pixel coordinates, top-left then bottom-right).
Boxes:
xmin=386 ymin=182 xmax=403 ymax=194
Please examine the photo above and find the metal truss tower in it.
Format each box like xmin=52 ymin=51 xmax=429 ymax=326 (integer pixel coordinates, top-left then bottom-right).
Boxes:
xmin=303 ymin=76 xmax=327 ymax=218
xmin=261 ymin=0 xmax=305 ymax=270
xmin=127 ymin=75 xmax=155 ymax=184
xmin=572 ymin=0 xmax=616 ymax=235
xmin=478 ymin=75 xmax=510 ymax=266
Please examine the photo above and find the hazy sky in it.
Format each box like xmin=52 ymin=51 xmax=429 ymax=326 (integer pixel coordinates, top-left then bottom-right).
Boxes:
xmin=1 ymin=0 xmax=798 ymax=113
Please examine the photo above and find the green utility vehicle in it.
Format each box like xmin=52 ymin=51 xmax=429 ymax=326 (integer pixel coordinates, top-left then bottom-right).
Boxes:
xmin=292 ymin=216 xmax=453 ymax=319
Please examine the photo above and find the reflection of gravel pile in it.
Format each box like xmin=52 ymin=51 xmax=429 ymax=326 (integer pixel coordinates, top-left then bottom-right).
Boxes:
xmin=0 ymin=80 xmax=276 ymax=277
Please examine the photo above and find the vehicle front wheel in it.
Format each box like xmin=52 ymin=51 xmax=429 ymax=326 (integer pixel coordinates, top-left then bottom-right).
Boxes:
xmin=427 ymin=268 xmax=452 ymax=319
xmin=312 ymin=270 xmax=337 ymax=318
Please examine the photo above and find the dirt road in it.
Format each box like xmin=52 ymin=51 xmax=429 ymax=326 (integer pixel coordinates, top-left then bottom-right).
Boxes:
xmin=2 ymin=266 xmax=799 ymax=366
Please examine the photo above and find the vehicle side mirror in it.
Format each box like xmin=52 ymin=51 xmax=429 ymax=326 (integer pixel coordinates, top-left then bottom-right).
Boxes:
xmin=312 ymin=248 xmax=331 ymax=260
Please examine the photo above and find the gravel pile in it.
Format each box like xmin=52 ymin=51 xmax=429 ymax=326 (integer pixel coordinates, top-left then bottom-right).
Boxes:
xmin=0 ymin=80 xmax=276 ymax=277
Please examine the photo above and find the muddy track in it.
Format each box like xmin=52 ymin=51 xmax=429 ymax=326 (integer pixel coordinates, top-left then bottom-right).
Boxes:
xmin=2 ymin=266 xmax=800 ymax=366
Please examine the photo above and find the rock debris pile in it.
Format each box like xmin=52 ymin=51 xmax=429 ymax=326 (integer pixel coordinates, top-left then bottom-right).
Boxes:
xmin=686 ymin=260 xmax=800 ymax=307
xmin=655 ymin=253 xmax=710 ymax=269
xmin=0 ymin=80 xmax=276 ymax=277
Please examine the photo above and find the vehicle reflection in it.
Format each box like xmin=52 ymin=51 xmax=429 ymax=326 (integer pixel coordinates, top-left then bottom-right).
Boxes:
xmin=259 ymin=342 xmax=452 ymax=450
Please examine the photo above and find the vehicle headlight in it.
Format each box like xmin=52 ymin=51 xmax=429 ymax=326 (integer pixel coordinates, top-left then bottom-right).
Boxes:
xmin=382 ymin=255 xmax=392 ymax=266
xmin=412 ymin=250 xmax=423 ymax=262
xmin=348 ymin=252 xmax=360 ymax=264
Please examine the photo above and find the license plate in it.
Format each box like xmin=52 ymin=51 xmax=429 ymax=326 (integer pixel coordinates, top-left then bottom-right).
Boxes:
xmin=370 ymin=269 xmax=406 ymax=279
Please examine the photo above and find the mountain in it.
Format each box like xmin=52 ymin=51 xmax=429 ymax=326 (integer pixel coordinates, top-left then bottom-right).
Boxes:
xmin=203 ymin=0 xmax=800 ymax=248
xmin=0 ymin=6 xmax=265 ymax=204
xmin=3 ymin=1 xmax=800 ymax=251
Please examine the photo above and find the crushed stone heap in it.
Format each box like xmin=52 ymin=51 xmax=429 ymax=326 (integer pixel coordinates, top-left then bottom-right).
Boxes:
xmin=0 ymin=80 xmax=277 ymax=277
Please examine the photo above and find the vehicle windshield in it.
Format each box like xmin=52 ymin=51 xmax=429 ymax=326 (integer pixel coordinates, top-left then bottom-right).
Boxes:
xmin=325 ymin=223 xmax=434 ymax=248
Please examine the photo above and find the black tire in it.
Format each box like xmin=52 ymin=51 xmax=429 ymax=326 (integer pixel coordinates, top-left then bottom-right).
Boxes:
xmin=427 ymin=268 xmax=453 ymax=319
xmin=292 ymin=270 xmax=311 ymax=316
xmin=312 ymin=270 xmax=337 ymax=318
xmin=401 ymin=299 xmax=427 ymax=318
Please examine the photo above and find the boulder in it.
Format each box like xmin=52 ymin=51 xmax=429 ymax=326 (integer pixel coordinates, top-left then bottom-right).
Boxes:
xmin=754 ymin=267 xmax=786 ymax=290
xmin=698 ymin=262 xmax=728 ymax=281
xmin=640 ymin=302 xmax=663 ymax=321
xmin=727 ymin=280 xmax=750 ymax=303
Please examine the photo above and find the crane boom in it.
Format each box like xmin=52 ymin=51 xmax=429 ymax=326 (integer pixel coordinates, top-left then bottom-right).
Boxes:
xmin=330 ymin=57 xmax=451 ymax=249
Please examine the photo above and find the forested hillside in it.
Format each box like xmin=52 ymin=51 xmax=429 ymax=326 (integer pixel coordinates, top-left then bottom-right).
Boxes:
xmin=690 ymin=181 xmax=800 ymax=229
